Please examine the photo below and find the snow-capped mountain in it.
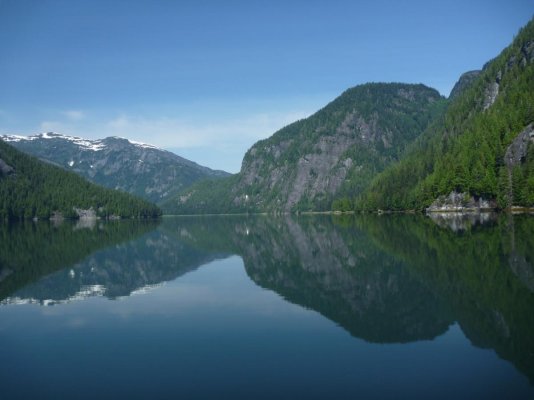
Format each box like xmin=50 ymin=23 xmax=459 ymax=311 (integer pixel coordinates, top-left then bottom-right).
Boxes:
xmin=1 ymin=132 xmax=230 ymax=204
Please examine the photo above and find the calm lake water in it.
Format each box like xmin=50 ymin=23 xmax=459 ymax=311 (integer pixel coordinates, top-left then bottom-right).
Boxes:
xmin=1 ymin=214 xmax=533 ymax=399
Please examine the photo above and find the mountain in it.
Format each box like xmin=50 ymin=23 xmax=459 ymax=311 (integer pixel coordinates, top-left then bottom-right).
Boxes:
xmin=163 ymin=83 xmax=446 ymax=214
xmin=356 ymin=18 xmax=534 ymax=211
xmin=448 ymin=70 xmax=481 ymax=100
xmin=1 ymin=132 xmax=230 ymax=204
xmin=0 ymin=139 xmax=161 ymax=220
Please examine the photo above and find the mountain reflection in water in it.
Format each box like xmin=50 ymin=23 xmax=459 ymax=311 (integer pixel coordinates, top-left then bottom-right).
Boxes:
xmin=1 ymin=213 xmax=533 ymax=394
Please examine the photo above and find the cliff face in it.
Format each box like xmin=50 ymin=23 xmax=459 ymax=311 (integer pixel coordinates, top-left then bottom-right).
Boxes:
xmin=505 ymin=124 xmax=534 ymax=168
xmin=165 ymin=83 xmax=446 ymax=214
xmin=233 ymin=83 xmax=445 ymax=212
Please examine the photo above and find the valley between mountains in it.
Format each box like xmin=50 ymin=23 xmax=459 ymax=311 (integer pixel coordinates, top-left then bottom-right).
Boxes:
xmin=1 ymin=17 xmax=533 ymax=219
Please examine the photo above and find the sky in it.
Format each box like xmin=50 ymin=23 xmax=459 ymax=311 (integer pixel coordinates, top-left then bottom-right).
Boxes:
xmin=0 ymin=0 xmax=532 ymax=172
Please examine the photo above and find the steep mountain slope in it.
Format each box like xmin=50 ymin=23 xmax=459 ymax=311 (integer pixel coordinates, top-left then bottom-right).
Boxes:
xmin=1 ymin=132 xmax=230 ymax=204
xmin=163 ymin=83 xmax=446 ymax=214
xmin=0 ymin=139 xmax=161 ymax=220
xmin=357 ymin=18 xmax=534 ymax=211
xmin=448 ymin=70 xmax=481 ymax=100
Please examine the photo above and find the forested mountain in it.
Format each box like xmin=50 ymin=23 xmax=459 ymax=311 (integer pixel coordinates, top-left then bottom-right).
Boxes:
xmin=0 ymin=139 xmax=161 ymax=220
xmin=356 ymin=18 xmax=534 ymax=211
xmin=448 ymin=70 xmax=481 ymax=100
xmin=1 ymin=132 xmax=230 ymax=204
xmin=163 ymin=83 xmax=446 ymax=214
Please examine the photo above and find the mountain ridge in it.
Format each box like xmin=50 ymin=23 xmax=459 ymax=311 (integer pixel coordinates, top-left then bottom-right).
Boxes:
xmin=1 ymin=132 xmax=230 ymax=204
xmin=0 ymin=139 xmax=161 ymax=220
xmin=356 ymin=17 xmax=534 ymax=211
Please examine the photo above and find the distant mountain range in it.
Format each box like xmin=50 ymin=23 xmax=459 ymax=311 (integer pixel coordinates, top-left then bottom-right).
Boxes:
xmin=0 ymin=139 xmax=161 ymax=220
xmin=1 ymin=132 xmax=230 ymax=204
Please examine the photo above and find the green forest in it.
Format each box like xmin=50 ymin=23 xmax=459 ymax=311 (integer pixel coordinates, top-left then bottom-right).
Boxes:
xmin=0 ymin=140 xmax=161 ymax=220
xmin=352 ymin=19 xmax=534 ymax=211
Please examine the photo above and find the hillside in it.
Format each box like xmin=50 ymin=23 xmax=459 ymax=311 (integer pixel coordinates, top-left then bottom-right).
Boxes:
xmin=448 ymin=70 xmax=481 ymax=100
xmin=163 ymin=83 xmax=446 ymax=214
xmin=356 ymin=18 xmax=534 ymax=211
xmin=0 ymin=139 xmax=161 ymax=220
xmin=1 ymin=132 xmax=230 ymax=204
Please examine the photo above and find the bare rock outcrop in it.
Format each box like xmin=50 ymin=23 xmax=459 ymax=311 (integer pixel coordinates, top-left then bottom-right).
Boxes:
xmin=504 ymin=124 xmax=534 ymax=168
xmin=0 ymin=158 xmax=13 ymax=176
xmin=426 ymin=191 xmax=497 ymax=213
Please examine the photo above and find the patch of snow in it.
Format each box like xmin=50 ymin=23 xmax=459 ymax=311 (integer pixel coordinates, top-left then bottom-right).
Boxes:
xmin=128 ymin=139 xmax=160 ymax=150
xmin=68 ymin=160 xmax=74 ymax=167
xmin=125 ymin=283 xmax=164 ymax=298
xmin=3 ymin=132 xmax=106 ymax=151
xmin=1 ymin=132 xmax=165 ymax=152
xmin=0 ymin=285 xmax=107 ymax=306
xmin=1 ymin=134 xmax=32 ymax=142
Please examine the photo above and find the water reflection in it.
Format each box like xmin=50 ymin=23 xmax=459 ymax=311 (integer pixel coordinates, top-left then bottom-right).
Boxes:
xmin=166 ymin=214 xmax=534 ymax=382
xmin=1 ymin=213 xmax=533 ymax=384
xmin=0 ymin=219 xmax=228 ymax=304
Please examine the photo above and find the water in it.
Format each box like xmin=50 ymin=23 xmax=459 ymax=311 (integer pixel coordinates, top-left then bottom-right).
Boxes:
xmin=0 ymin=214 xmax=533 ymax=399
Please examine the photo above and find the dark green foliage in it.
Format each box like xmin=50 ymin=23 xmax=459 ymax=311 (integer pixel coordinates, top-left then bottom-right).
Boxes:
xmin=356 ymin=18 xmax=534 ymax=211
xmin=161 ymin=175 xmax=252 ymax=215
xmin=513 ymin=143 xmax=534 ymax=206
xmin=0 ymin=140 xmax=161 ymax=220
xmin=359 ymin=214 xmax=534 ymax=381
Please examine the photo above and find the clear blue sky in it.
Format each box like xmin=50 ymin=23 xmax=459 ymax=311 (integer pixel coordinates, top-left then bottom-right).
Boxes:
xmin=0 ymin=0 xmax=532 ymax=172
